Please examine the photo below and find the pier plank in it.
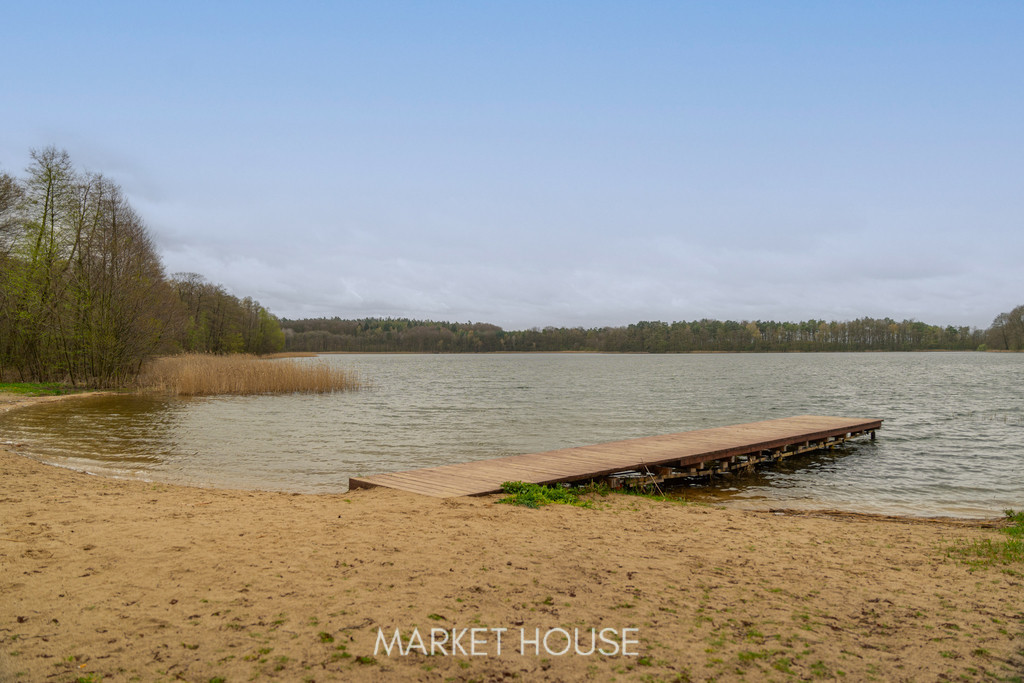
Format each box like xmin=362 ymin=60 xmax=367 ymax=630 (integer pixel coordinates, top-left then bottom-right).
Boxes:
xmin=347 ymin=415 xmax=882 ymax=498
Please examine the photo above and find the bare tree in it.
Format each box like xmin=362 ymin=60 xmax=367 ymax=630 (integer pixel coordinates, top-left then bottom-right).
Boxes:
xmin=0 ymin=171 xmax=25 ymax=256
xmin=0 ymin=149 xmax=186 ymax=385
xmin=0 ymin=171 xmax=26 ymax=378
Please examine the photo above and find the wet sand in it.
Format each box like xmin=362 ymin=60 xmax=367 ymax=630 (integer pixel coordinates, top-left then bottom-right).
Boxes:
xmin=1 ymin=395 xmax=1022 ymax=681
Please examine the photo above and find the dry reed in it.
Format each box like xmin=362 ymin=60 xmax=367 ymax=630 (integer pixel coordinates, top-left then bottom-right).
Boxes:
xmin=259 ymin=352 xmax=319 ymax=359
xmin=138 ymin=354 xmax=362 ymax=396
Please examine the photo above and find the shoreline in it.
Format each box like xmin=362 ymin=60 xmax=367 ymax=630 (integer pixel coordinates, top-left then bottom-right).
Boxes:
xmin=0 ymin=390 xmax=114 ymax=415
xmin=2 ymin=434 xmax=1021 ymax=681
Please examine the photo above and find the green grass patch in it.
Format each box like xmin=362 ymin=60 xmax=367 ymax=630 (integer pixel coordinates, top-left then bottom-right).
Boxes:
xmin=497 ymin=481 xmax=592 ymax=509
xmin=737 ymin=649 xmax=772 ymax=662
xmin=0 ymin=382 xmax=75 ymax=396
xmin=497 ymin=479 xmax=701 ymax=508
xmin=1005 ymin=509 xmax=1024 ymax=539
xmin=949 ymin=510 xmax=1024 ymax=567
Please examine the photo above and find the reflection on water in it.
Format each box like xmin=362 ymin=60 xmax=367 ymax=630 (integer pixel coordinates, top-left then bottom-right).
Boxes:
xmin=1 ymin=353 xmax=1021 ymax=518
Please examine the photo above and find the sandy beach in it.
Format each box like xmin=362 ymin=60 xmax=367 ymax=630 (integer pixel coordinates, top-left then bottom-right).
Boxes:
xmin=1 ymin=396 xmax=1022 ymax=682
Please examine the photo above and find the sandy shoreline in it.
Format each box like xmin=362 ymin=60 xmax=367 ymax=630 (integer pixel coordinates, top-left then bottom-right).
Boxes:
xmin=2 ymin=398 xmax=1023 ymax=681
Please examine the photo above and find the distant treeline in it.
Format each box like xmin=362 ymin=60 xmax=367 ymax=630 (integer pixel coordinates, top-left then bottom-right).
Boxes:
xmin=0 ymin=147 xmax=284 ymax=387
xmin=284 ymin=308 xmax=1024 ymax=354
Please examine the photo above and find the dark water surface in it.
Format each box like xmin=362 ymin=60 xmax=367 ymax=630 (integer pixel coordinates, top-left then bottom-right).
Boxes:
xmin=2 ymin=353 xmax=1020 ymax=518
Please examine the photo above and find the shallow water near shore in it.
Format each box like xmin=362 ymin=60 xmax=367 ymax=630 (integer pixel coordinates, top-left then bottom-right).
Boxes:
xmin=2 ymin=352 xmax=1021 ymax=517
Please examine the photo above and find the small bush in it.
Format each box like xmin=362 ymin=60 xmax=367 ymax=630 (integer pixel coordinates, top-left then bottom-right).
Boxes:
xmin=497 ymin=481 xmax=591 ymax=509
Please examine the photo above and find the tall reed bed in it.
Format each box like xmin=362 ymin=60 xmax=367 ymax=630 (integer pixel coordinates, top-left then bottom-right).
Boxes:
xmin=138 ymin=354 xmax=362 ymax=396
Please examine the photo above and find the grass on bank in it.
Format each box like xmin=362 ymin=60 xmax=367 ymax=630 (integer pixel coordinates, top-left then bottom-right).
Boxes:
xmin=497 ymin=481 xmax=592 ymax=509
xmin=949 ymin=509 xmax=1024 ymax=569
xmin=138 ymin=353 xmax=362 ymax=396
xmin=497 ymin=480 xmax=696 ymax=509
xmin=0 ymin=382 xmax=79 ymax=396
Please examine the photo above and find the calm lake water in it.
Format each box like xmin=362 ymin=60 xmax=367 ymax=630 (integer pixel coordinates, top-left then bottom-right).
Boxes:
xmin=2 ymin=353 xmax=1021 ymax=518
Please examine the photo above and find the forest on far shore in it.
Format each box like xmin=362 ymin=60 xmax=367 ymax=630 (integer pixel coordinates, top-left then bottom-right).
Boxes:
xmin=283 ymin=305 xmax=1024 ymax=354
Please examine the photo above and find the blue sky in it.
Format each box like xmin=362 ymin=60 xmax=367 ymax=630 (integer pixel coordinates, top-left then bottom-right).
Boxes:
xmin=3 ymin=2 xmax=1021 ymax=329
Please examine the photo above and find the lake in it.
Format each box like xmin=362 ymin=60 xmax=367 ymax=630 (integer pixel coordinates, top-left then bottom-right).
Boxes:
xmin=1 ymin=353 xmax=1020 ymax=518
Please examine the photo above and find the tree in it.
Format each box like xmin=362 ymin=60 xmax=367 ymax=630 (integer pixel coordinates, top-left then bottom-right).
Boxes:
xmin=3 ymin=147 xmax=77 ymax=380
xmin=988 ymin=306 xmax=1024 ymax=351
xmin=0 ymin=170 xmax=25 ymax=257
xmin=170 ymin=273 xmax=284 ymax=355
xmin=0 ymin=170 xmax=27 ymax=378
xmin=66 ymin=173 xmax=183 ymax=384
xmin=0 ymin=149 xmax=182 ymax=385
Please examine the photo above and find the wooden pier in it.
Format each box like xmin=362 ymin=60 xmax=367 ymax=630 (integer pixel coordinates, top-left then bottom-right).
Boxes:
xmin=348 ymin=415 xmax=881 ymax=498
